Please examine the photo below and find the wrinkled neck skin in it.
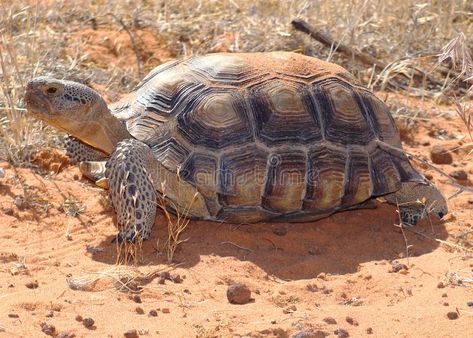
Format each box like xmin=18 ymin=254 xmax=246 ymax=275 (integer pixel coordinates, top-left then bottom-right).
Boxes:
xmin=66 ymin=101 xmax=131 ymax=155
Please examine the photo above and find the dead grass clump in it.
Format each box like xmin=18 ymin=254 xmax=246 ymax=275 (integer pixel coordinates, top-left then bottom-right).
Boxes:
xmin=12 ymin=176 xmax=52 ymax=213
xmin=441 ymin=271 xmax=473 ymax=288
xmin=66 ymin=265 xmax=171 ymax=293
xmin=58 ymin=194 xmax=85 ymax=217
xmin=157 ymin=181 xmax=197 ymax=263
xmin=453 ymin=226 xmax=473 ymax=252
xmin=437 ymin=32 xmax=473 ymax=144
xmin=66 ymin=266 xmax=145 ymax=292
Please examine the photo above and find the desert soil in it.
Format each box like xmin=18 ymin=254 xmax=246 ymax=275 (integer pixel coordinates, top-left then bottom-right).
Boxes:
xmin=1 ymin=30 xmax=473 ymax=338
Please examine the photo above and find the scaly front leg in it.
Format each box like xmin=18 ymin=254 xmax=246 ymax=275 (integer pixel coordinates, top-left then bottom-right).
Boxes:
xmin=106 ymin=139 xmax=157 ymax=242
xmin=65 ymin=135 xmax=107 ymax=163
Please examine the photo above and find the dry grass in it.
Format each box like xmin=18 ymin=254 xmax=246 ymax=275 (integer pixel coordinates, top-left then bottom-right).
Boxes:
xmin=66 ymin=265 xmax=171 ymax=293
xmin=437 ymin=31 xmax=473 ymax=144
xmin=157 ymin=181 xmax=197 ymax=263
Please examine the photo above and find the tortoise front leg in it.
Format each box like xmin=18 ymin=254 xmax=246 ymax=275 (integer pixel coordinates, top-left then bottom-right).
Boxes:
xmin=106 ymin=139 xmax=157 ymax=242
xmin=65 ymin=136 xmax=110 ymax=187
xmin=64 ymin=135 xmax=107 ymax=163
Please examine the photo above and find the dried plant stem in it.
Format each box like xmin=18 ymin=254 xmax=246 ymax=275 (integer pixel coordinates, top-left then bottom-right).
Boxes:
xmin=157 ymin=181 xmax=197 ymax=262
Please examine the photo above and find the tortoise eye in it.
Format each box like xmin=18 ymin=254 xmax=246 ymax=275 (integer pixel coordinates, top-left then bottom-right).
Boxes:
xmin=437 ymin=211 xmax=445 ymax=219
xmin=46 ymin=87 xmax=57 ymax=94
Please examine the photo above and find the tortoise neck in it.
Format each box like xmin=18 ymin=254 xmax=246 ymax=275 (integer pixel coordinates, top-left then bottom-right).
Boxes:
xmin=81 ymin=102 xmax=132 ymax=155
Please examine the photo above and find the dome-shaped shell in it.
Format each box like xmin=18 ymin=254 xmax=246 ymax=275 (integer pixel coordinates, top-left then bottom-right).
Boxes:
xmin=111 ymin=52 xmax=422 ymax=222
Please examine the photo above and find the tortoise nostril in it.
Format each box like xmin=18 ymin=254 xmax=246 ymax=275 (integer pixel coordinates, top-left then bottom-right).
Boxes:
xmin=46 ymin=87 xmax=57 ymax=94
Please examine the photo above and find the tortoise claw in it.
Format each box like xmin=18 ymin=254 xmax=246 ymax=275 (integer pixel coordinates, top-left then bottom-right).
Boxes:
xmin=112 ymin=227 xmax=150 ymax=243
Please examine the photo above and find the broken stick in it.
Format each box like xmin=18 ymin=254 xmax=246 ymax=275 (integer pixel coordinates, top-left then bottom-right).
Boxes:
xmin=291 ymin=18 xmax=388 ymax=69
xmin=291 ymin=18 xmax=443 ymax=89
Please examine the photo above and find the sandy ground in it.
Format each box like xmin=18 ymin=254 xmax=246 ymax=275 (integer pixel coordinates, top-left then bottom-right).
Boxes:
xmin=0 ymin=96 xmax=472 ymax=338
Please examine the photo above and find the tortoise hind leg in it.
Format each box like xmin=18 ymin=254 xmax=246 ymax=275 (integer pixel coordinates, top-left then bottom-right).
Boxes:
xmin=106 ymin=139 xmax=157 ymax=242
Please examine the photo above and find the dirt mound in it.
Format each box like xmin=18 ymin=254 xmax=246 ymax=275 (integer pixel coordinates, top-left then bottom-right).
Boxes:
xmin=32 ymin=149 xmax=70 ymax=174
xmin=66 ymin=28 xmax=174 ymax=71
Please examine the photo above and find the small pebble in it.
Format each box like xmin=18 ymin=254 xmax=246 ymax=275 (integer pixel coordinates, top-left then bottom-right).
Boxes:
xmin=227 ymin=283 xmax=252 ymax=304
xmin=450 ymin=170 xmax=468 ymax=181
xmin=135 ymin=307 xmax=145 ymax=315
xmin=437 ymin=282 xmax=445 ymax=289
xmin=132 ymin=295 xmax=142 ymax=303
xmin=467 ymin=301 xmax=473 ymax=307
xmin=442 ymin=293 xmax=447 ymax=298
xmin=82 ymin=317 xmax=95 ymax=328
xmin=26 ymin=281 xmax=39 ymax=289
xmin=366 ymin=327 xmax=373 ymax=334
xmin=41 ymin=323 xmax=56 ymax=336
xmin=390 ymin=261 xmax=408 ymax=273
xmin=430 ymin=146 xmax=453 ymax=165
xmin=443 ymin=302 xmax=449 ymax=306
xmin=45 ymin=311 xmax=54 ymax=318
xmin=162 ymin=308 xmax=170 ymax=314
xmin=124 ymin=329 xmax=139 ymax=338
xmin=57 ymin=332 xmax=76 ymax=338
xmin=149 ymin=310 xmax=158 ymax=317
xmin=447 ymin=311 xmax=458 ymax=320
xmin=159 ymin=271 xmax=171 ymax=280
xmin=334 ymin=328 xmax=349 ymax=338
xmin=171 ymin=274 xmax=183 ymax=283
xmin=345 ymin=316 xmax=358 ymax=326
xmin=283 ymin=305 xmax=297 ymax=314
xmin=75 ymin=315 xmax=83 ymax=322
xmin=8 ymin=313 xmax=19 ymax=318
xmin=323 ymin=317 xmax=337 ymax=325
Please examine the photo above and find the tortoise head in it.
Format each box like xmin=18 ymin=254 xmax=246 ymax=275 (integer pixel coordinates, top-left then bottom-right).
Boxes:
xmin=25 ymin=77 xmax=130 ymax=154
xmin=402 ymin=182 xmax=448 ymax=225
xmin=422 ymin=183 xmax=448 ymax=220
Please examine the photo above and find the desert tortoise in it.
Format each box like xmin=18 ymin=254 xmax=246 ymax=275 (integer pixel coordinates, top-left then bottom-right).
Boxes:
xmin=25 ymin=52 xmax=447 ymax=242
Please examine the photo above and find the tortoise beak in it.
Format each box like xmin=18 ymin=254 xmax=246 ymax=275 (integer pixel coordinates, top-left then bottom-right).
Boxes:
xmin=25 ymin=80 xmax=55 ymax=118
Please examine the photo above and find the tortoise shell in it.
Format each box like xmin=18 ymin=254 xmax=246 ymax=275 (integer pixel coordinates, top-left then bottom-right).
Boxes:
xmin=110 ymin=52 xmax=422 ymax=222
